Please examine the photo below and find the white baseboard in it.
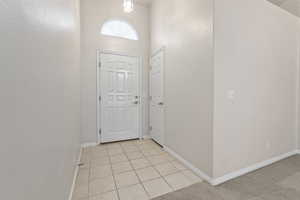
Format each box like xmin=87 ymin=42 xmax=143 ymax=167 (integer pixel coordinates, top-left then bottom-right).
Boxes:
xmin=68 ymin=147 xmax=83 ymax=200
xmin=81 ymin=142 xmax=98 ymax=148
xmin=80 ymin=142 xmax=299 ymax=188
xmin=164 ymin=146 xmax=212 ymax=183
xmin=164 ymin=146 xmax=298 ymax=186
xmin=211 ymin=150 xmax=298 ymax=186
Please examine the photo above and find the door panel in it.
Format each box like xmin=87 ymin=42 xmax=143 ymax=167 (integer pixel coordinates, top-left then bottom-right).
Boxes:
xmin=150 ymin=49 xmax=165 ymax=145
xmin=100 ymin=53 xmax=140 ymax=143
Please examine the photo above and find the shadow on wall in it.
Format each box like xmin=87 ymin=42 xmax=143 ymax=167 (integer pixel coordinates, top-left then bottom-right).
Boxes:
xmin=267 ymin=0 xmax=300 ymax=17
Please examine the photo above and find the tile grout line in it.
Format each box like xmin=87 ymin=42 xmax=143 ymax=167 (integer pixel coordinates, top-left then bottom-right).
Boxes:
xmin=124 ymin=140 xmax=181 ymax=197
xmin=140 ymin=145 xmax=200 ymax=193
xmin=88 ymin=145 xmax=120 ymax=199
xmin=79 ymin=147 xmax=92 ymax=200
xmin=121 ymin=142 xmax=152 ymax=199
xmin=107 ymin=145 xmax=121 ymax=200
xmin=142 ymin=143 xmax=197 ymax=197
xmin=139 ymin=143 xmax=177 ymax=195
xmin=87 ymin=151 xmax=91 ymax=200
xmin=124 ymin=141 xmax=195 ymax=193
xmin=84 ymin=140 xmax=201 ymax=200
xmin=148 ymin=158 xmax=176 ymax=193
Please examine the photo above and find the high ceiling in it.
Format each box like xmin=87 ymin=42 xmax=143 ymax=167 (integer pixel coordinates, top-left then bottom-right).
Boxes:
xmin=138 ymin=0 xmax=289 ymax=6
xmin=138 ymin=0 xmax=292 ymax=8
xmin=135 ymin=0 xmax=300 ymax=17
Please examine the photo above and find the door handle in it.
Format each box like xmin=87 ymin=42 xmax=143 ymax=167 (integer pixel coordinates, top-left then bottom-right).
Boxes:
xmin=158 ymin=102 xmax=164 ymax=106
xmin=133 ymin=101 xmax=139 ymax=105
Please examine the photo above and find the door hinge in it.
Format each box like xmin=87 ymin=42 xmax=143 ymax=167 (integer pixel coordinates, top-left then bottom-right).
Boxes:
xmin=98 ymin=96 xmax=102 ymax=101
xmin=99 ymin=129 xmax=102 ymax=135
xmin=149 ymin=126 xmax=153 ymax=131
xmin=98 ymin=62 xmax=101 ymax=68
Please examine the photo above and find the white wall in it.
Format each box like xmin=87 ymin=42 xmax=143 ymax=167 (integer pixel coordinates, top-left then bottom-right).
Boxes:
xmin=0 ymin=0 xmax=81 ymax=199
xmin=80 ymin=0 xmax=150 ymax=143
xmin=213 ymin=0 xmax=299 ymax=177
xmin=151 ymin=0 xmax=214 ymax=176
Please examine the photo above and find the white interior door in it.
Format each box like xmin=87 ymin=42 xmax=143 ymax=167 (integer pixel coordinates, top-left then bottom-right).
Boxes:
xmin=150 ymin=48 xmax=165 ymax=146
xmin=99 ymin=52 xmax=140 ymax=143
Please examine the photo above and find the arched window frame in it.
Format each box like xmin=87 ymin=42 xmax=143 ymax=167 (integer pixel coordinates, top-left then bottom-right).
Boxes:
xmin=100 ymin=20 xmax=139 ymax=41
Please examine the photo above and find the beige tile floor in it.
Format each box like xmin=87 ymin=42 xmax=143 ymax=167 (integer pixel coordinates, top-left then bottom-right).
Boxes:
xmin=72 ymin=139 xmax=202 ymax=200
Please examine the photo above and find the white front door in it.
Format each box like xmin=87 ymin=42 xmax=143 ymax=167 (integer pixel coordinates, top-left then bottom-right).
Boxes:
xmin=99 ymin=52 xmax=140 ymax=143
xmin=150 ymin=48 xmax=165 ymax=146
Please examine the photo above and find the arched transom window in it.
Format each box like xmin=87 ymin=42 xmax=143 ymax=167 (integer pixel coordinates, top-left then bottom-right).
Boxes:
xmin=101 ymin=20 xmax=139 ymax=41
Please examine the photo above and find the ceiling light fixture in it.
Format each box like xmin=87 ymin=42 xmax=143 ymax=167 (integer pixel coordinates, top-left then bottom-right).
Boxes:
xmin=124 ymin=0 xmax=134 ymax=13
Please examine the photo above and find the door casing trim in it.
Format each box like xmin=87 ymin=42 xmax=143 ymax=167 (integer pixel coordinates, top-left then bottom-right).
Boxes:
xmin=149 ymin=46 xmax=166 ymax=146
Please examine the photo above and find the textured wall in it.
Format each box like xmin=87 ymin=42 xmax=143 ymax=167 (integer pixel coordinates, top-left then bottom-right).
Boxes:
xmin=151 ymin=0 xmax=214 ymax=176
xmin=0 ymin=0 xmax=81 ymax=199
xmin=214 ymin=0 xmax=299 ymax=177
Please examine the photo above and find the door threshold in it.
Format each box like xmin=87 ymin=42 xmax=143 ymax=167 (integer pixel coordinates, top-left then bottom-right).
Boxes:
xmin=100 ymin=138 xmax=140 ymax=145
